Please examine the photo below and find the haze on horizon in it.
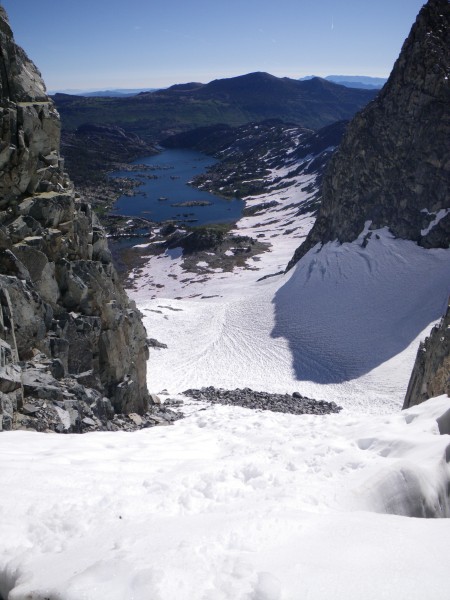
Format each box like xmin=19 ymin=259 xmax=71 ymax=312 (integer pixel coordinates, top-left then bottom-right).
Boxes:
xmin=1 ymin=0 xmax=425 ymax=91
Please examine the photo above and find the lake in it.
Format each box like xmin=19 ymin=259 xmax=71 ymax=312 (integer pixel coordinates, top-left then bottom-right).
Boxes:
xmin=111 ymin=149 xmax=244 ymax=226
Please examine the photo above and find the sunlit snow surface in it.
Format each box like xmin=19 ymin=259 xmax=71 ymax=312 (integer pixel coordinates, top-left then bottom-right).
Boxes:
xmin=1 ymin=397 xmax=450 ymax=599
xmin=139 ymin=228 xmax=450 ymax=412
xmin=1 ymin=170 xmax=450 ymax=599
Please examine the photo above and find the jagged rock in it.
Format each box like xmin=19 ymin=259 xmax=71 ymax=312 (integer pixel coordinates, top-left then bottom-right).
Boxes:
xmin=147 ymin=338 xmax=168 ymax=349
xmin=50 ymin=358 xmax=65 ymax=380
xmin=403 ymin=302 xmax=450 ymax=408
xmin=128 ymin=413 xmax=143 ymax=426
xmin=22 ymin=368 xmax=64 ymax=401
xmin=0 ymin=248 xmax=30 ymax=279
xmin=0 ymin=8 xmax=152 ymax=431
xmin=0 ymin=364 xmax=21 ymax=393
xmin=0 ymin=389 xmax=18 ymax=430
xmin=287 ymin=0 xmax=450 ymax=270
xmin=13 ymin=243 xmax=60 ymax=305
xmin=0 ymin=12 xmax=63 ymax=204
xmin=0 ymin=275 xmax=51 ymax=356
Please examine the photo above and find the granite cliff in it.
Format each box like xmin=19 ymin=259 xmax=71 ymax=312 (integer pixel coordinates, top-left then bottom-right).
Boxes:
xmin=403 ymin=301 xmax=450 ymax=409
xmin=286 ymin=0 xmax=450 ymax=408
xmin=287 ymin=0 xmax=449 ymax=270
xmin=0 ymin=8 xmax=157 ymax=432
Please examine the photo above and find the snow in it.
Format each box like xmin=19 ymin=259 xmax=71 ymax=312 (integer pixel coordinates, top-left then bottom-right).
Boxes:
xmin=139 ymin=228 xmax=450 ymax=412
xmin=421 ymin=208 xmax=450 ymax=235
xmin=2 ymin=150 xmax=450 ymax=596
xmin=2 ymin=227 xmax=449 ymax=598
xmin=1 ymin=396 xmax=450 ymax=599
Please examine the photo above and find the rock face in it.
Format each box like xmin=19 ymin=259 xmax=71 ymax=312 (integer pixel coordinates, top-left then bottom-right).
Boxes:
xmin=287 ymin=0 xmax=450 ymax=270
xmin=0 ymin=8 xmax=151 ymax=431
xmin=403 ymin=302 xmax=450 ymax=409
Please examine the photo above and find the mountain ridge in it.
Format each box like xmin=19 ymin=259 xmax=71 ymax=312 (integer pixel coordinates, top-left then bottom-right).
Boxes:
xmin=53 ymin=71 xmax=377 ymax=142
xmin=300 ymin=75 xmax=388 ymax=89
xmin=285 ymin=0 xmax=450 ymax=408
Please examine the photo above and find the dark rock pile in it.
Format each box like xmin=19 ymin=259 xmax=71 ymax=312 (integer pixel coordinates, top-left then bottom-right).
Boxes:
xmin=183 ymin=386 xmax=342 ymax=416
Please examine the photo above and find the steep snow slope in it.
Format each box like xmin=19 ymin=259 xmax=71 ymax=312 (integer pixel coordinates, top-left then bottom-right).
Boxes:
xmin=2 ymin=118 xmax=448 ymax=597
xmin=138 ymin=228 xmax=450 ymax=412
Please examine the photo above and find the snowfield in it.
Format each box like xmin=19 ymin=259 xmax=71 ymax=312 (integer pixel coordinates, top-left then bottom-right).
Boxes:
xmin=1 ymin=396 xmax=450 ymax=599
xmin=138 ymin=228 xmax=450 ymax=413
xmin=1 ymin=176 xmax=450 ymax=597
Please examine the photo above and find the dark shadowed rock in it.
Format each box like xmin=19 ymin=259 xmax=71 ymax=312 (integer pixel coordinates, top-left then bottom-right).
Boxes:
xmin=403 ymin=301 xmax=450 ymax=409
xmin=287 ymin=0 xmax=450 ymax=271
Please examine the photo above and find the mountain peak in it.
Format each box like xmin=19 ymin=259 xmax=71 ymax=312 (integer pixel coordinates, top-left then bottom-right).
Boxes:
xmin=287 ymin=0 xmax=450 ymax=270
xmin=0 ymin=7 xmax=47 ymax=102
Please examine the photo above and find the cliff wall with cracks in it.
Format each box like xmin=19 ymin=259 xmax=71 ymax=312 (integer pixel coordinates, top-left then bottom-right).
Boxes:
xmin=0 ymin=7 xmax=154 ymax=432
xmin=403 ymin=301 xmax=450 ymax=409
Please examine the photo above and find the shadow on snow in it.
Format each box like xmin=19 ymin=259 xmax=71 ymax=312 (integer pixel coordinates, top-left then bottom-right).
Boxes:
xmin=271 ymin=235 xmax=450 ymax=384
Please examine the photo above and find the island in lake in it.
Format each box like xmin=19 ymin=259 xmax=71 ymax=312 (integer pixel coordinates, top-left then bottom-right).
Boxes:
xmin=171 ymin=200 xmax=213 ymax=207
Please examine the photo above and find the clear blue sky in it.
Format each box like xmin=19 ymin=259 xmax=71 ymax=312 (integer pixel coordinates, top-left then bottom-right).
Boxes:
xmin=1 ymin=0 xmax=425 ymax=91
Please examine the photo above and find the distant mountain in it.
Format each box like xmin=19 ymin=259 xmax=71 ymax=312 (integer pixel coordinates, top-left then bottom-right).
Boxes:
xmin=53 ymin=72 xmax=377 ymax=143
xmin=300 ymin=75 xmax=387 ymax=90
xmin=49 ymin=88 xmax=159 ymax=97
xmin=186 ymin=73 xmax=377 ymax=123
xmin=165 ymin=82 xmax=204 ymax=92
xmin=83 ymin=88 xmax=159 ymax=97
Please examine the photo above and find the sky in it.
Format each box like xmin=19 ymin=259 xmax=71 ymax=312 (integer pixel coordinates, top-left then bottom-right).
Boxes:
xmin=1 ymin=0 xmax=425 ymax=91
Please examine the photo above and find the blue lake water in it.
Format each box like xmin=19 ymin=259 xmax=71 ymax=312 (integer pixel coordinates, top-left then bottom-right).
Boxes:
xmin=111 ymin=149 xmax=244 ymax=226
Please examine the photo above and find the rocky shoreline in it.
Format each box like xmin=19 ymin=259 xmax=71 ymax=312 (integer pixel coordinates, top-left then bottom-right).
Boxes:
xmin=183 ymin=386 xmax=342 ymax=415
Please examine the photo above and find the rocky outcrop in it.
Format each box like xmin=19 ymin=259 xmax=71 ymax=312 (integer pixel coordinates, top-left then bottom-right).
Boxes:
xmin=183 ymin=387 xmax=342 ymax=415
xmin=0 ymin=8 xmax=152 ymax=431
xmin=403 ymin=301 xmax=450 ymax=409
xmin=287 ymin=0 xmax=450 ymax=270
